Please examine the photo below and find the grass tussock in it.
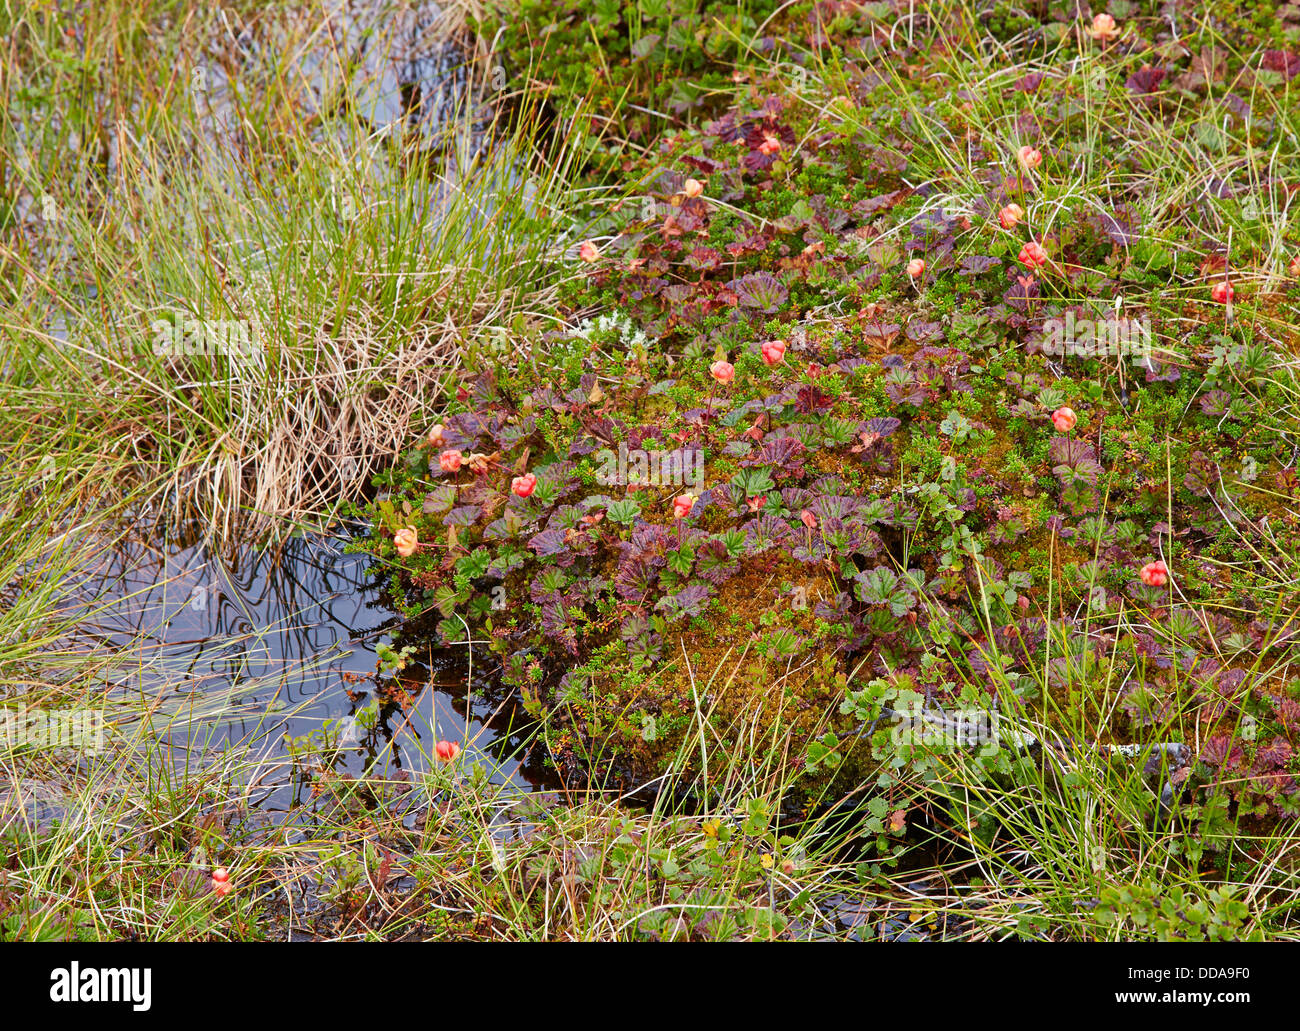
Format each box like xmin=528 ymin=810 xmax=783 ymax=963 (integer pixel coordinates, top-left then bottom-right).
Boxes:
xmin=1 ymin=0 xmax=589 ymax=538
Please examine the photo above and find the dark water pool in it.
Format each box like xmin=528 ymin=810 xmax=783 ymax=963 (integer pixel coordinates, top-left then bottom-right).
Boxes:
xmin=60 ymin=524 xmax=549 ymax=812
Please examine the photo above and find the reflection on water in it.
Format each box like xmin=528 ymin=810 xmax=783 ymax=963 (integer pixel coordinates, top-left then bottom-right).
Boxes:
xmin=60 ymin=523 xmax=548 ymax=811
